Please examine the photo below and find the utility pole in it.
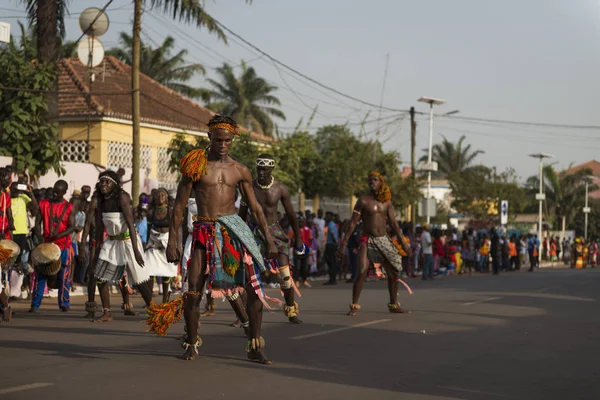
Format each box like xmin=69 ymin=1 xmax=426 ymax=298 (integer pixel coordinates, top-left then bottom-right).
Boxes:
xmin=131 ymin=0 xmax=142 ymax=205
xmin=410 ymin=106 xmax=416 ymax=233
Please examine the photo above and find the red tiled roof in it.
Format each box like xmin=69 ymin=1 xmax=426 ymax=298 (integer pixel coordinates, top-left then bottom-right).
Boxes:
xmin=564 ymin=160 xmax=600 ymax=198
xmin=564 ymin=160 xmax=600 ymax=177
xmin=57 ymin=57 xmax=272 ymax=142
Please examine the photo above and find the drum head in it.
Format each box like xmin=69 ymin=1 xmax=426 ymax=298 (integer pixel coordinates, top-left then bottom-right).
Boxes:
xmin=32 ymin=243 xmax=61 ymax=265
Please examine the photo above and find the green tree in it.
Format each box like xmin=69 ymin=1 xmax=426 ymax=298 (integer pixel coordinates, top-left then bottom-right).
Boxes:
xmin=526 ymin=165 xmax=596 ymax=231
xmin=0 ymin=40 xmax=63 ymax=177
xmin=106 ymin=32 xmax=206 ymax=98
xmin=202 ymin=62 xmax=286 ymax=137
xmin=451 ymin=166 xmax=527 ymax=220
xmin=421 ymin=135 xmax=484 ymax=177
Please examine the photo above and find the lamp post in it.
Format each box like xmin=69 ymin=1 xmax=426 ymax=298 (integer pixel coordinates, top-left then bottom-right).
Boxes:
xmin=418 ymin=96 xmax=445 ymax=224
xmin=529 ymin=153 xmax=553 ymax=262
xmin=584 ymin=176 xmax=593 ymax=240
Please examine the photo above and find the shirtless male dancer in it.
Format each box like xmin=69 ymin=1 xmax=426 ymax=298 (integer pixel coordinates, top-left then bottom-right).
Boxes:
xmin=337 ymin=172 xmax=412 ymax=316
xmin=156 ymin=115 xmax=278 ymax=363
xmin=239 ymin=154 xmax=304 ymax=324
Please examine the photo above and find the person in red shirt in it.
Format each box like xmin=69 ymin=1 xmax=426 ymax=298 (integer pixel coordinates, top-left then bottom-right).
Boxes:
xmin=294 ymin=217 xmax=313 ymax=287
xmin=30 ymin=180 xmax=76 ymax=312
xmin=0 ymin=168 xmax=14 ymax=239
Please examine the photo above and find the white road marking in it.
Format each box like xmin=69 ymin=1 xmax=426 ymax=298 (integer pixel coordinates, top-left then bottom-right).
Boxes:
xmin=536 ymin=287 xmax=556 ymax=292
xmin=0 ymin=383 xmax=54 ymax=395
xmin=462 ymin=296 xmax=502 ymax=306
xmin=290 ymin=319 xmax=392 ymax=340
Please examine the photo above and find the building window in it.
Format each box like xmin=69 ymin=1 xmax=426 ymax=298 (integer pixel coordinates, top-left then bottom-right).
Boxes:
xmin=59 ymin=140 xmax=90 ymax=163
xmin=157 ymin=147 xmax=178 ymax=184
xmin=107 ymin=141 xmax=152 ymax=175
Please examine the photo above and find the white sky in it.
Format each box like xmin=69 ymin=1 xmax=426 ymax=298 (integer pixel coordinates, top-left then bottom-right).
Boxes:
xmin=3 ymin=0 xmax=600 ymax=180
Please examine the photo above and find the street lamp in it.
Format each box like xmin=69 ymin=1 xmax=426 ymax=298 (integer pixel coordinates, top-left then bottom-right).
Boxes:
xmin=529 ymin=153 xmax=553 ymax=263
xmin=583 ymin=176 xmax=594 ymax=240
xmin=418 ymin=96 xmax=445 ymax=224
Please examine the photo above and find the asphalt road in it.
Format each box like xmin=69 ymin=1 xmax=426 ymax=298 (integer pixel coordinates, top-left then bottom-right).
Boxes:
xmin=1 ymin=268 xmax=599 ymax=400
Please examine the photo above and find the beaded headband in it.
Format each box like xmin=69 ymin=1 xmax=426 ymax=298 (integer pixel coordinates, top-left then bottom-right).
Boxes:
xmin=98 ymin=176 xmax=118 ymax=186
xmin=256 ymin=158 xmax=275 ymax=167
xmin=208 ymin=122 xmax=239 ymax=136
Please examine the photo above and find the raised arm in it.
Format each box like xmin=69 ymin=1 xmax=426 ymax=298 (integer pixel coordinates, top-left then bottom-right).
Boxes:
xmin=26 ymin=187 xmax=39 ymax=215
xmin=120 ymin=192 xmax=144 ymax=267
xmin=239 ymin=167 xmax=277 ymax=259
xmin=280 ymin=184 xmax=301 ymax=249
xmin=166 ymin=176 xmax=193 ymax=263
xmin=387 ymin=202 xmax=411 ymax=256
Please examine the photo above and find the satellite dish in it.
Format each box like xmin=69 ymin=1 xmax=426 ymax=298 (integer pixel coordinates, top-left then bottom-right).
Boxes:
xmin=77 ymin=37 xmax=105 ymax=67
xmin=79 ymin=7 xmax=110 ymax=37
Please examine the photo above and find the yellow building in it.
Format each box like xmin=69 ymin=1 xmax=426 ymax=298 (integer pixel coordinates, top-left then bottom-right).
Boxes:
xmin=57 ymin=57 xmax=272 ymax=188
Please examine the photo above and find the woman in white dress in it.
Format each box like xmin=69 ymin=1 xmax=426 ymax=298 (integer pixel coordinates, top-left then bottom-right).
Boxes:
xmin=92 ymin=171 xmax=153 ymax=322
xmin=145 ymin=189 xmax=174 ymax=303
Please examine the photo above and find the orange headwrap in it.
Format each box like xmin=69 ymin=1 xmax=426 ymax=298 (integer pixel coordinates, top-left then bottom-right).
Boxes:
xmin=369 ymin=171 xmax=392 ymax=203
xmin=208 ymin=122 xmax=239 ymax=136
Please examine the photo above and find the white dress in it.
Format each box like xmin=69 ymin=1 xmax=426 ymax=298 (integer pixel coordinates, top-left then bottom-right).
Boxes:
xmin=95 ymin=212 xmax=150 ymax=284
xmin=145 ymin=229 xmax=175 ymax=277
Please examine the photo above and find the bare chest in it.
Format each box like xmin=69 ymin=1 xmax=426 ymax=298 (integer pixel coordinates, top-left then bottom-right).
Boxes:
xmin=253 ymin=186 xmax=281 ymax=208
xmin=198 ymin=162 xmax=241 ymax=188
xmin=363 ymin=199 xmax=388 ymax=216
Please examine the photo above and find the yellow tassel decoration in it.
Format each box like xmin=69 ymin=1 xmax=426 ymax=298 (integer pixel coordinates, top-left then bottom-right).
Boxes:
xmin=0 ymin=245 xmax=11 ymax=264
xmin=145 ymin=291 xmax=202 ymax=336
xmin=180 ymin=149 xmax=209 ymax=182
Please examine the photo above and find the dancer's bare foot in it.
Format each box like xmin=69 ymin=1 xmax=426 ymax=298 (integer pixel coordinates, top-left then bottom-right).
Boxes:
xmin=83 ymin=301 xmax=96 ymax=319
xmin=230 ymin=319 xmax=242 ymax=328
xmin=288 ymin=316 xmax=302 ymax=324
xmin=123 ymin=303 xmax=136 ymax=316
xmin=388 ymin=302 xmax=410 ymax=314
xmin=199 ymin=309 xmax=215 ymax=317
xmin=94 ymin=310 xmax=113 ymax=322
xmin=1 ymin=305 xmax=12 ymax=322
xmin=181 ymin=339 xmax=201 ymax=360
xmin=347 ymin=304 xmax=360 ymax=316
xmin=247 ymin=349 xmax=272 ymax=365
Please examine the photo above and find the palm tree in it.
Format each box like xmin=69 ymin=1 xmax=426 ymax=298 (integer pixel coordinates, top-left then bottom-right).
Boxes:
xmin=202 ymin=62 xmax=286 ymax=136
xmin=420 ymin=135 xmax=484 ymax=177
xmin=20 ymin=0 xmax=227 ymax=63
xmin=106 ymin=32 xmax=205 ymax=98
xmin=527 ymin=165 xmax=597 ymax=233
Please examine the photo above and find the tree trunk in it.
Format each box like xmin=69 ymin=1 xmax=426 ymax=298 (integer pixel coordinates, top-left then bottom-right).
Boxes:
xmin=131 ymin=0 xmax=142 ymax=205
xmin=37 ymin=0 xmax=58 ymax=119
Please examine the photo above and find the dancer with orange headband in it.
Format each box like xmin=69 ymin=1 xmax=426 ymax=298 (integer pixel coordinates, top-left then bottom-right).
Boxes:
xmin=147 ymin=115 xmax=278 ymax=364
xmin=337 ymin=172 xmax=412 ymax=316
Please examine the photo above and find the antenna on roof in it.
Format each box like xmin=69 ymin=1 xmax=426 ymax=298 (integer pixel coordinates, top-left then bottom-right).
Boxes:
xmin=77 ymin=7 xmax=110 ymax=154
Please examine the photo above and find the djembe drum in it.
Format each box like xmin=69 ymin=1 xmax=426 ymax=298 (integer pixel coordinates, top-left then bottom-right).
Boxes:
xmin=0 ymin=239 xmax=20 ymax=272
xmin=32 ymin=243 xmax=62 ymax=289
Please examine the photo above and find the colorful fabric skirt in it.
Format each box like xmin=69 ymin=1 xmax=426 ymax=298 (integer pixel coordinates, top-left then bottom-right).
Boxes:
xmin=253 ymin=222 xmax=289 ymax=256
xmin=192 ymin=214 xmax=267 ymax=301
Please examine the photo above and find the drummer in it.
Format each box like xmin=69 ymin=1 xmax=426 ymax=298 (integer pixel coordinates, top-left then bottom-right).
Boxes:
xmin=29 ymin=180 xmax=76 ymax=313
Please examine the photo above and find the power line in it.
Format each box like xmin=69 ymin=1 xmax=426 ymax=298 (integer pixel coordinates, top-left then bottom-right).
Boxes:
xmin=441 ymin=114 xmax=600 ymax=130
xmin=211 ymin=17 xmax=409 ymax=113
